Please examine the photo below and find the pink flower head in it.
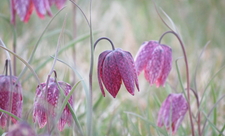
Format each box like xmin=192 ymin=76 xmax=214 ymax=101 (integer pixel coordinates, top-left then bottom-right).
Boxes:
xmin=157 ymin=93 xmax=188 ymax=134
xmin=134 ymin=41 xmax=172 ymax=87
xmin=10 ymin=0 xmax=66 ymax=25
xmin=97 ymin=48 xmax=139 ymax=98
xmin=0 ymin=75 xmax=23 ymax=128
xmin=49 ymin=0 xmax=67 ymax=9
xmin=33 ymin=77 xmax=73 ymax=131
xmin=7 ymin=121 xmax=36 ymax=136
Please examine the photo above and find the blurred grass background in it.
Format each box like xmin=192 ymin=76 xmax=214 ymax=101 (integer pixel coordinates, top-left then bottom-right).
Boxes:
xmin=0 ymin=0 xmax=225 ymax=135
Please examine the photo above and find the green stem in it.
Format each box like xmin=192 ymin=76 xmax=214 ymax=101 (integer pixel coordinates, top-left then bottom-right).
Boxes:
xmin=12 ymin=26 xmax=17 ymax=76
xmin=88 ymin=0 xmax=93 ymax=135
xmin=159 ymin=31 xmax=197 ymax=136
xmin=0 ymin=108 xmax=21 ymax=121
xmin=69 ymin=1 xmax=93 ymax=135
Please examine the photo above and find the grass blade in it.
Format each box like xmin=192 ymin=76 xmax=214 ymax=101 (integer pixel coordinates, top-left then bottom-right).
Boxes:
xmin=0 ymin=108 xmax=21 ymax=121
xmin=199 ymin=65 xmax=225 ymax=108
xmin=18 ymin=7 xmax=66 ymax=80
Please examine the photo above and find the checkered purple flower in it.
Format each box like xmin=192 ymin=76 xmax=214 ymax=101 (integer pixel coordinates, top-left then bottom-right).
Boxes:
xmin=0 ymin=75 xmax=23 ymax=128
xmin=33 ymin=77 xmax=73 ymax=131
xmin=135 ymin=41 xmax=172 ymax=87
xmin=97 ymin=48 xmax=139 ymax=98
xmin=157 ymin=93 xmax=188 ymax=134
xmin=10 ymin=0 xmax=66 ymax=24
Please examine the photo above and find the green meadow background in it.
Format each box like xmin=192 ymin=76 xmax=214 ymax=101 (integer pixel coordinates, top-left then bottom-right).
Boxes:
xmin=0 ymin=0 xmax=225 ymax=135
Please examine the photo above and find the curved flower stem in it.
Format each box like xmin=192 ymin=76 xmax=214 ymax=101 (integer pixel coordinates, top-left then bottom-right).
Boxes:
xmin=70 ymin=0 xmax=93 ymax=135
xmin=94 ymin=37 xmax=115 ymax=50
xmin=12 ymin=26 xmax=17 ymax=76
xmin=88 ymin=0 xmax=93 ymax=135
xmin=159 ymin=31 xmax=197 ymax=136
xmin=190 ymin=87 xmax=201 ymax=134
xmin=0 ymin=39 xmax=11 ymax=60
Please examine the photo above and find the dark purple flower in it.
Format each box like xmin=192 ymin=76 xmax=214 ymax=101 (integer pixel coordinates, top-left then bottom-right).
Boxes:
xmin=134 ymin=41 xmax=172 ymax=87
xmin=10 ymin=0 xmax=66 ymax=24
xmin=157 ymin=93 xmax=188 ymax=134
xmin=7 ymin=121 xmax=36 ymax=136
xmin=33 ymin=78 xmax=73 ymax=131
xmin=97 ymin=48 xmax=139 ymax=98
xmin=0 ymin=75 xmax=23 ymax=128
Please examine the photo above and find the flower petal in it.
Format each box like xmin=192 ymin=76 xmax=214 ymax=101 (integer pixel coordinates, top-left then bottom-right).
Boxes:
xmin=33 ymin=0 xmax=52 ymax=18
xmin=97 ymin=50 xmax=112 ymax=97
xmin=48 ymin=0 xmax=66 ymax=9
xmin=115 ymin=49 xmax=136 ymax=95
xmin=123 ymin=50 xmax=140 ymax=91
xmin=156 ymin=45 xmax=172 ymax=87
xmin=33 ymin=104 xmax=47 ymax=128
xmin=135 ymin=41 xmax=158 ymax=75
xmin=157 ymin=94 xmax=188 ymax=134
xmin=14 ymin=0 xmax=33 ymax=22
xmin=7 ymin=122 xmax=36 ymax=136
xmin=0 ymin=75 xmax=23 ymax=128
xmin=102 ymin=52 xmax=122 ymax=98
xmin=55 ymin=0 xmax=66 ymax=9
xmin=144 ymin=45 xmax=164 ymax=85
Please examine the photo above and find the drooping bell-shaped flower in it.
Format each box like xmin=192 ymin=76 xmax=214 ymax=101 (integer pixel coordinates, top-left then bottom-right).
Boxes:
xmin=10 ymin=0 xmax=66 ymax=24
xmin=157 ymin=93 xmax=188 ymax=134
xmin=33 ymin=77 xmax=73 ymax=131
xmin=7 ymin=121 xmax=36 ymax=136
xmin=0 ymin=75 xmax=23 ymax=128
xmin=97 ymin=48 xmax=139 ymax=98
xmin=49 ymin=0 xmax=67 ymax=9
xmin=134 ymin=41 xmax=172 ymax=87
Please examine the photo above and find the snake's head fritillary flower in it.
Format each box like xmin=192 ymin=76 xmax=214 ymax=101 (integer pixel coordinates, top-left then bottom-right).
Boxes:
xmin=7 ymin=121 xmax=36 ymax=136
xmin=157 ymin=93 xmax=188 ymax=134
xmin=134 ymin=41 xmax=172 ymax=87
xmin=97 ymin=48 xmax=139 ymax=98
xmin=0 ymin=75 xmax=23 ymax=128
xmin=49 ymin=0 xmax=67 ymax=9
xmin=33 ymin=77 xmax=73 ymax=131
xmin=10 ymin=0 xmax=66 ymax=25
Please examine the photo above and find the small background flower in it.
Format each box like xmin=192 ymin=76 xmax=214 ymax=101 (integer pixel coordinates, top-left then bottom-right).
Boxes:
xmin=10 ymin=0 xmax=66 ymax=24
xmin=157 ymin=93 xmax=188 ymax=134
xmin=33 ymin=77 xmax=73 ymax=131
xmin=0 ymin=75 xmax=23 ymax=128
xmin=135 ymin=41 xmax=172 ymax=87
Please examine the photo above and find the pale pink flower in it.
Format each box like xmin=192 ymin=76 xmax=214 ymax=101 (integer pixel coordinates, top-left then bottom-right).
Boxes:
xmin=0 ymin=75 xmax=23 ymax=128
xmin=97 ymin=48 xmax=139 ymax=98
xmin=157 ymin=93 xmax=188 ymax=134
xmin=10 ymin=0 xmax=66 ymax=24
xmin=135 ymin=41 xmax=172 ymax=87
xmin=33 ymin=77 xmax=73 ymax=131
xmin=7 ymin=121 xmax=36 ymax=136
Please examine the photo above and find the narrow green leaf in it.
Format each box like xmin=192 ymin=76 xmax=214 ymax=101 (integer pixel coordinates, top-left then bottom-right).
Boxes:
xmin=219 ymin=124 xmax=225 ymax=136
xmin=202 ymin=111 xmax=221 ymax=135
xmin=160 ymin=8 xmax=177 ymax=32
xmin=18 ymin=7 xmax=66 ymax=80
xmin=56 ymin=80 xmax=84 ymax=136
xmin=0 ymin=108 xmax=21 ymax=121
xmin=0 ymin=46 xmax=40 ymax=85
xmin=124 ymin=111 xmax=168 ymax=135
xmin=192 ymin=41 xmax=210 ymax=91
xmin=93 ymin=95 xmax=103 ymax=111
xmin=199 ymin=65 xmax=225 ymax=108
xmin=202 ymin=94 xmax=225 ymax=133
